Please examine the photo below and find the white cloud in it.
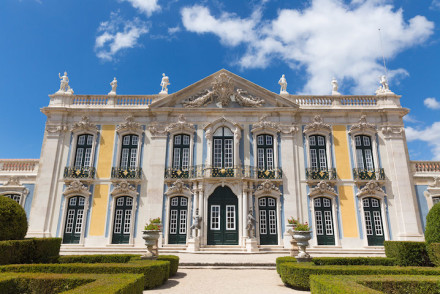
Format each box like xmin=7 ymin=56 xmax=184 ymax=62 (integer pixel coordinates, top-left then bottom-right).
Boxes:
xmin=431 ymin=0 xmax=440 ymax=10
xmin=406 ymin=123 xmax=440 ymax=160
xmin=424 ymin=97 xmax=440 ymax=110
xmin=168 ymin=26 xmax=181 ymax=35
xmin=181 ymin=0 xmax=434 ymax=94
xmin=402 ymin=114 xmax=421 ymax=124
xmin=95 ymin=12 xmax=149 ymax=61
xmin=121 ymin=0 xmax=161 ymax=17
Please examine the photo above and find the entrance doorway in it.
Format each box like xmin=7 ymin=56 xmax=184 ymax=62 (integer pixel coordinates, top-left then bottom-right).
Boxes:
xmin=258 ymin=197 xmax=278 ymax=245
xmin=313 ymin=197 xmax=335 ymax=245
xmin=207 ymin=186 xmax=238 ymax=245
xmin=168 ymin=196 xmax=188 ymax=244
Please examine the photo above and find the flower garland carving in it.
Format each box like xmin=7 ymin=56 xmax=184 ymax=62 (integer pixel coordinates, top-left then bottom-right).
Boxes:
xmin=63 ymin=180 xmax=91 ymax=197
xmin=304 ymin=115 xmax=331 ymax=135
xmin=165 ymin=114 xmax=195 ymax=133
xmin=111 ymin=180 xmax=138 ymax=197
xmin=256 ymin=180 xmax=281 ymax=196
xmin=309 ymin=181 xmax=337 ymax=197
xmin=356 ymin=180 xmax=385 ymax=197
xmin=71 ymin=116 xmax=98 ymax=134
xmin=116 ymin=116 xmax=143 ymax=134
xmin=349 ymin=115 xmax=376 ymax=135
xmin=165 ymin=179 xmax=192 ymax=196
xmin=251 ymin=115 xmax=298 ymax=135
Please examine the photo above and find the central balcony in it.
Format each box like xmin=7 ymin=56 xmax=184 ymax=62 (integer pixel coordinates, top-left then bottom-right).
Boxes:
xmin=63 ymin=166 xmax=96 ymax=179
xmin=111 ymin=167 xmax=142 ymax=180
xmin=352 ymin=168 xmax=385 ymax=181
xmin=306 ymin=168 xmax=337 ymax=181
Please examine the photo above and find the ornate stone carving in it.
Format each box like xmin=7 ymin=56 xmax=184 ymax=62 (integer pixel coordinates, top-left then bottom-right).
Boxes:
xmin=166 ymin=179 xmax=192 ymax=196
xmin=111 ymin=180 xmax=138 ymax=197
xmin=304 ymin=115 xmax=331 ymax=135
xmin=430 ymin=177 xmax=440 ymax=188
xmin=183 ymin=73 xmax=264 ymax=108
xmin=148 ymin=123 xmax=167 ymax=137
xmin=46 ymin=124 xmax=68 ymax=134
xmin=160 ymin=73 xmax=170 ymax=94
xmin=309 ymin=181 xmax=337 ymax=197
xmin=63 ymin=180 xmax=91 ymax=197
xmin=251 ymin=115 xmax=298 ymax=135
xmin=4 ymin=176 xmax=20 ymax=186
xmin=357 ymin=180 xmax=385 ymax=197
xmin=424 ymin=177 xmax=440 ymax=208
xmin=376 ymin=75 xmax=394 ymax=96
xmin=256 ymin=180 xmax=281 ymax=195
xmin=71 ymin=116 xmax=98 ymax=134
xmin=116 ymin=116 xmax=143 ymax=134
xmin=331 ymin=78 xmax=341 ymax=95
xmin=109 ymin=77 xmax=117 ymax=95
xmin=165 ymin=114 xmax=195 ymax=133
xmin=57 ymin=71 xmax=74 ymax=94
xmin=381 ymin=126 xmax=404 ymax=139
xmin=278 ymin=74 xmax=288 ymax=95
xmin=349 ymin=115 xmax=376 ymax=135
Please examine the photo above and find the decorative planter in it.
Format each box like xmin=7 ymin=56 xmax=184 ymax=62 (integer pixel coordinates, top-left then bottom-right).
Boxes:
xmin=292 ymin=230 xmax=312 ymax=262
xmin=286 ymin=224 xmax=299 ymax=257
xmin=142 ymin=230 xmax=160 ymax=259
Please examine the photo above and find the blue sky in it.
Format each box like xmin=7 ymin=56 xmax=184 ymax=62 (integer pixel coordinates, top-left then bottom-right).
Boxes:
xmin=1 ymin=0 xmax=440 ymax=160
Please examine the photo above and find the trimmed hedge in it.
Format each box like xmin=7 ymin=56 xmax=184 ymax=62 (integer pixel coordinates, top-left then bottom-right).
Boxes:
xmin=0 ymin=272 xmax=144 ymax=294
xmin=427 ymin=243 xmax=440 ymax=267
xmin=0 ymin=238 xmax=61 ymax=265
xmin=384 ymin=241 xmax=432 ymax=266
xmin=312 ymin=257 xmax=396 ymax=266
xmin=0 ymin=260 xmax=170 ymax=290
xmin=59 ymin=254 xmax=139 ymax=264
xmin=425 ymin=202 xmax=440 ymax=244
xmin=157 ymin=255 xmax=179 ymax=276
xmin=279 ymin=262 xmax=440 ymax=290
xmin=0 ymin=196 xmax=28 ymax=241
xmin=310 ymin=275 xmax=440 ymax=294
xmin=276 ymin=256 xmax=296 ymax=274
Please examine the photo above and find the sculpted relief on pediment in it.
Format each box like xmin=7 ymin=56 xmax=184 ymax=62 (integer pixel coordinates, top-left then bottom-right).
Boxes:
xmin=182 ymin=73 xmax=265 ymax=108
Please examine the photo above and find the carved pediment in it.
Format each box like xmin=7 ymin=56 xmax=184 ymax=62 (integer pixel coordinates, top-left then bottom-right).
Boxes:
xmin=165 ymin=115 xmax=195 ymax=134
xmin=71 ymin=116 xmax=98 ymax=134
xmin=255 ymin=180 xmax=281 ymax=197
xmin=117 ymin=116 xmax=143 ymax=135
xmin=64 ymin=180 xmax=91 ymax=197
xmin=356 ymin=180 xmax=385 ymax=197
xmin=304 ymin=115 xmax=331 ymax=135
xmin=166 ymin=179 xmax=192 ymax=196
xmin=309 ymin=181 xmax=337 ymax=197
xmin=111 ymin=180 xmax=138 ymax=197
xmin=349 ymin=115 xmax=376 ymax=135
xmin=251 ymin=115 xmax=298 ymax=135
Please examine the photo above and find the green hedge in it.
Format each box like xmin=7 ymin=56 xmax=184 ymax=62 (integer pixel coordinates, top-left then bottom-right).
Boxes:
xmin=427 ymin=243 xmax=440 ymax=267
xmin=276 ymin=256 xmax=296 ymax=274
xmin=0 ymin=238 xmax=61 ymax=265
xmin=310 ymin=275 xmax=440 ymax=294
xmin=279 ymin=262 xmax=440 ymax=290
xmin=0 ymin=273 xmax=144 ymax=294
xmin=157 ymin=255 xmax=179 ymax=276
xmin=384 ymin=241 xmax=432 ymax=266
xmin=425 ymin=202 xmax=440 ymax=244
xmin=0 ymin=196 xmax=28 ymax=241
xmin=0 ymin=261 xmax=169 ymax=290
xmin=59 ymin=254 xmax=139 ymax=264
xmin=312 ymin=257 xmax=396 ymax=266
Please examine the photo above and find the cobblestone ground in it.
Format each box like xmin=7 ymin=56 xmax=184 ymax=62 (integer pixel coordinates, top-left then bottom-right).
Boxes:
xmin=145 ymin=269 xmax=310 ymax=294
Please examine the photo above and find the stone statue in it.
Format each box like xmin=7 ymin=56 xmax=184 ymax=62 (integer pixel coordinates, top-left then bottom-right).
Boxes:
xmin=246 ymin=209 xmax=257 ymax=238
xmin=190 ymin=208 xmax=202 ymax=238
xmin=375 ymin=75 xmax=394 ymax=95
xmin=160 ymin=73 xmax=170 ymax=94
xmin=331 ymin=77 xmax=340 ymax=95
xmin=108 ymin=77 xmax=117 ymax=95
xmin=278 ymin=74 xmax=288 ymax=94
xmin=58 ymin=71 xmax=74 ymax=94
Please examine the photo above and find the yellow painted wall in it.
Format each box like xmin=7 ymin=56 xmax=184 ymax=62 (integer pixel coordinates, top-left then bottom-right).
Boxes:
xmin=332 ymin=125 xmax=358 ymax=237
xmin=89 ymin=125 xmax=115 ymax=236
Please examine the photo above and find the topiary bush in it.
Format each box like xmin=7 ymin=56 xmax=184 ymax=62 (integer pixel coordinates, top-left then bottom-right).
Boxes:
xmin=276 ymin=256 xmax=296 ymax=274
xmin=384 ymin=241 xmax=432 ymax=267
xmin=427 ymin=243 xmax=440 ymax=267
xmin=425 ymin=203 xmax=440 ymax=245
xmin=0 ymin=197 xmax=28 ymax=241
xmin=312 ymin=257 xmax=396 ymax=266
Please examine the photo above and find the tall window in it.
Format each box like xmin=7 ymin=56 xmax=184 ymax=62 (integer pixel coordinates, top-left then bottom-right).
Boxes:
xmin=74 ymin=134 xmax=93 ymax=168
xmin=355 ymin=135 xmax=374 ymax=170
xmin=173 ymin=135 xmax=190 ymax=171
xmin=257 ymin=135 xmax=274 ymax=171
xmin=309 ymin=135 xmax=327 ymax=170
xmin=2 ymin=194 xmax=21 ymax=204
xmin=120 ymin=135 xmax=138 ymax=170
xmin=213 ymin=127 xmax=233 ymax=168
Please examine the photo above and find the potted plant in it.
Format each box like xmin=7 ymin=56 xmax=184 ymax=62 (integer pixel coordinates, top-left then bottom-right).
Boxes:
xmin=288 ymin=217 xmax=312 ymax=262
xmin=149 ymin=217 xmax=162 ymax=231
xmin=141 ymin=217 xmax=161 ymax=259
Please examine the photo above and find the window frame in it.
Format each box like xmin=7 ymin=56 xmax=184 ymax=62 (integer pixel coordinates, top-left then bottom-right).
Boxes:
xmin=115 ymin=130 xmax=143 ymax=171
xmin=212 ymin=127 xmax=234 ymax=169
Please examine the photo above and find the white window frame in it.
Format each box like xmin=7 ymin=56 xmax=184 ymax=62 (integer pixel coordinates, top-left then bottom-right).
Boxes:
xmin=357 ymin=194 xmax=390 ymax=247
xmin=308 ymin=193 xmax=341 ymax=247
xmin=254 ymin=191 xmax=282 ymax=246
xmin=210 ymin=205 xmax=221 ymax=231
xmin=60 ymin=194 xmax=90 ymax=246
xmin=68 ymin=129 xmax=98 ymax=171
xmin=107 ymin=195 xmax=137 ymax=246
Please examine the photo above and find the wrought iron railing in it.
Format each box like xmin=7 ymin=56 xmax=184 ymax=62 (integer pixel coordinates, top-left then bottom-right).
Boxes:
xmin=164 ymin=168 xmax=190 ymax=179
xmin=306 ymin=168 xmax=337 ymax=180
xmin=64 ymin=166 xmax=96 ymax=179
xmin=352 ymin=168 xmax=385 ymax=180
xmin=111 ymin=167 xmax=142 ymax=179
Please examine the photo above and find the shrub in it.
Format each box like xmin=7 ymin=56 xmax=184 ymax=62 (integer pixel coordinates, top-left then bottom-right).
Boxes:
xmin=426 ymin=203 xmax=440 ymax=245
xmin=310 ymin=275 xmax=440 ymax=294
xmin=0 ymin=238 xmax=61 ymax=265
xmin=157 ymin=255 xmax=179 ymax=276
xmin=0 ymin=260 xmax=170 ymax=290
xmin=427 ymin=243 xmax=440 ymax=267
xmin=59 ymin=254 xmax=139 ymax=264
xmin=312 ymin=257 xmax=396 ymax=266
xmin=0 ymin=197 xmax=28 ymax=241
xmin=384 ymin=241 xmax=432 ymax=266
xmin=276 ymin=256 xmax=296 ymax=274
xmin=279 ymin=262 xmax=440 ymax=290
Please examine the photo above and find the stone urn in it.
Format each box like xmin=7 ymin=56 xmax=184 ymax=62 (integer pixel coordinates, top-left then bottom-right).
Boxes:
xmin=142 ymin=230 xmax=160 ymax=259
xmin=286 ymin=223 xmax=299 ymax=257
xmin=292 ymin=230 xmax=312 ymax=262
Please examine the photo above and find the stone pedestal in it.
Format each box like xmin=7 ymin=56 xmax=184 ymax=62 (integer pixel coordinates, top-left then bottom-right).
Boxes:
xmin=290 ymin=239 xmax=299 ymax=257
xmin=246 ymin=238 xmax=259 ymax=253
xmin=187 ymin=237 xmax=200 ymax=252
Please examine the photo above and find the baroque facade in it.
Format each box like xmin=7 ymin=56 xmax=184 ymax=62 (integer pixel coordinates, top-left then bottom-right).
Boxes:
xmin=1 ymin=69 xmax=439 ymax=254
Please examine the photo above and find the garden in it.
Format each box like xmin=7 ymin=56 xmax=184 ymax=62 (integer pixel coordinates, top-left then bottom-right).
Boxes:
xmin=0 ymin=196 xmax=179 ymax=293
xmin=277 ymin=203 xmax=440 ymax=293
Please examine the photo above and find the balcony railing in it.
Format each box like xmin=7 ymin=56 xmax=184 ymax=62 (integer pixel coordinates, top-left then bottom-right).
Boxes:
xmin=306 ymin=168 xmax=337 ymax=181
xmin=411 ymin=161 xmax=440 ymax=173
xmin=352 ymin=168 xmax=385 ymax=181
xmin=111 ymin=167 xmax=142 ymax=179
xmin=164 ymin=166 xmax=283 ymax=180
xmin=64 ymin=166 xmax=96 ymax=179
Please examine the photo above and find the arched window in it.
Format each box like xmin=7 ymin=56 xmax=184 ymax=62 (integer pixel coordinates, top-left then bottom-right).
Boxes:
xmin=74 ymin=134 xmax=94 ymax=169
xmin=120 ymin=134 xmax=138 ymax=170
xmin=213 ymin=127 xmax=234 ymax=169
xmin=173 ymin=134 xmax=190 ymax=171
xmin=112 ymin=196 xmax=133 ymax=244
xmin=355 ymin=135 xmax=374 ymax=171
xmin=63 ymin=196 xmax=85 ymax=244
xmin=2 ymin=194 xmax=21 ymax=204
xmin=257 ymin=134 xmax=274 ymax=177
xmin=362 ymin=197 xmax=384 ymax=246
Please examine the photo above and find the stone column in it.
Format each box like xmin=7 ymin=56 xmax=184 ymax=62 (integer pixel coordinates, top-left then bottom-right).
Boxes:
xmin=198 ymin=184 xmax=204 ymax=243
xmin=242 ymin=182 xmax=249 ymax=239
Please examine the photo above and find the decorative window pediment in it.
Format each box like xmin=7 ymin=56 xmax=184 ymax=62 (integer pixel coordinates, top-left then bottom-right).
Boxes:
xmin=63 ymin=180 xmax=91 ymax=197
xmin=251 ymin=115 xmax=298 ymax=135
xmin=111 ymin=180 xmax=138 ymax=198
xmin=165 ymin=179 xmax=192 ymax=197
xmin=309 ymin=181 xmax=337 ymax=197
xmin=116 ymin=116 xmax=143 ymax=136
xmin=356 ymin=180 xmax=385 ymax=198
xmin=349 ymin=115 xmax=377 ymax=136
xmin=204 ymin=116 xmax=242 ymax=139
xmin=165 ymin=115 xmax=195 ymax=134
xmin=255 ymin=180 xmax=281 ymax=197
xmin=304 ymin=115 xmax=331 ymax=136
xmin=0 ymin=177 xmax=29 ymax=206
xmin=71 ymin=116 xmax=98 ymax=135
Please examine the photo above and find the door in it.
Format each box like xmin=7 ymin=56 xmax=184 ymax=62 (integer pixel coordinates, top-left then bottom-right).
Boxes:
xmin=363 ymin=197 xmax=385 ymax=246
xmin=314 ymin=197 xmax=335 ymax=245
xmin=112 ymin=196 xmax=133 ymax=244
xmin=208 ymin=186 xmax=238 ymax=245
xmin=168 ymin=196 xmax=188 ymax=244
xmin=258 ymin=197 xmax=278 ymax=245
xmin=63 ymin=196 xmax=85 ymax=244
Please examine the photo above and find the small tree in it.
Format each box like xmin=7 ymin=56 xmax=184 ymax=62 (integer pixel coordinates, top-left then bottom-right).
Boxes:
xmin=0 ymin=196 xmax=28 ymax=241
xmin=425 ymin=202 xmax=440 ymax=244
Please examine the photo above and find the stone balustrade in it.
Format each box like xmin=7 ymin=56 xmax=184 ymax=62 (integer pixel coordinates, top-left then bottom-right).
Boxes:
xmin=0 ymin=159 xmax=39 ymax=173
xmin=411 ymin=161 xmax=440 ymax=173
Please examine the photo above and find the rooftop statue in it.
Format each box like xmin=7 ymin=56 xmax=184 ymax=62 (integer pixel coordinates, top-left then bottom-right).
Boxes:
xmin=57 ymin=71 xmax=74 ymax=94
xmin=108 ymin=77 xmax=117 ymax=95
xmin=160 ymin=73 xmax=170 ymax=94
xmin=375 ymin=75 xmax=394 ymax=95
xmin=331 ymin=77 xmax=341 ymax=95
xmin=278 ymin=74 xmax=288 ymax=95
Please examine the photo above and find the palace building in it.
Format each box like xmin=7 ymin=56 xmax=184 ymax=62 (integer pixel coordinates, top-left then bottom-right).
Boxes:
xmin=1 ymin=69 xmax=439 ymax=254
